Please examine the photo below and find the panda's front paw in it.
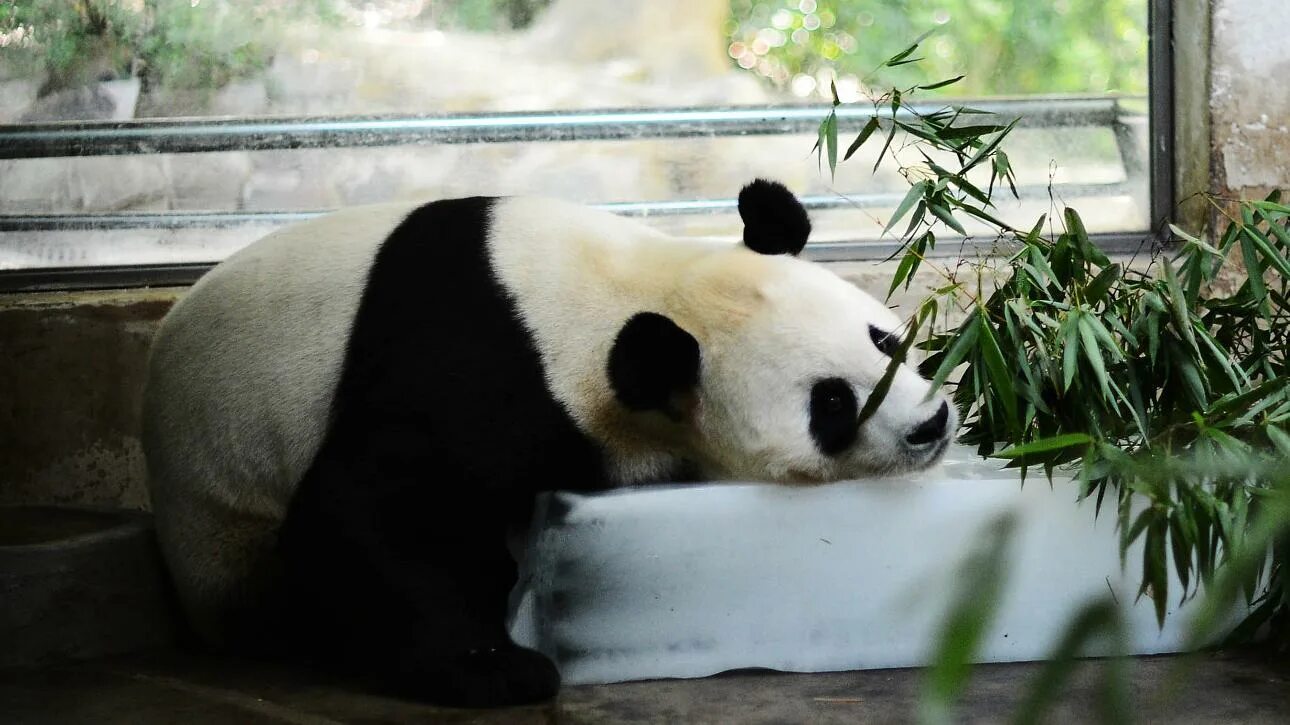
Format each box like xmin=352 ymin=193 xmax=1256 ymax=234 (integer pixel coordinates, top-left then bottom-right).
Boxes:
xmin=419 ymin=644 xmax=560 ymax=708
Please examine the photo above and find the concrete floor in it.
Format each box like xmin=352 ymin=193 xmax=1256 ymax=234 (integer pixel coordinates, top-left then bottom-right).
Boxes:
xmin=1 ymin=649 xmax=1286 ymax=724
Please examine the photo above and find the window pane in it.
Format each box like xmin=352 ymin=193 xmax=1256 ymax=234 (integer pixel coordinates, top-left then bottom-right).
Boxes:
xmin=0 ymin=1 xmax=1150 ymax=275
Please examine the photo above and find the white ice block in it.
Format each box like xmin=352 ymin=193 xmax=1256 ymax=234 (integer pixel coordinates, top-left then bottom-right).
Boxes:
xmin=508 ymin=447 xmax=1218 ymax=686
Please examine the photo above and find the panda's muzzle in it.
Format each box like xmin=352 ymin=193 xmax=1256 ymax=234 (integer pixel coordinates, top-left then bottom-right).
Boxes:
xmin=905 ymin=401 xmax=950 ymax=447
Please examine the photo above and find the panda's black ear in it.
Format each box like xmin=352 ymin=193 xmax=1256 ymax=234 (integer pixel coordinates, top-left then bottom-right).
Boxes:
xmin=608 ymin=312 xmax=700 ymax=414
xmin=738 ymin=178 xmax=811 ymax=256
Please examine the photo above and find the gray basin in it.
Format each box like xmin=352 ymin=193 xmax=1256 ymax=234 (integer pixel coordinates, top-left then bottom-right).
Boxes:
xmin=1 ymin=506 xmax=176 ymax=668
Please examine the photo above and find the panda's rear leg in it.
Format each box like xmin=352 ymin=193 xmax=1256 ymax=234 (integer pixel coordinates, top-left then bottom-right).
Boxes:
xmin=277 ymin=452 xmax=558 ymax=707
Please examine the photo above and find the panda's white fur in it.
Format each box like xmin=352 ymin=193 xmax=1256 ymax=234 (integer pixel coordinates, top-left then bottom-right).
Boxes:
xmin=487 ymin=196 xmax=947 ymax=483
xmin=144 ymin=202 xmax=412 ymax=638
xmin=142 ymin=183 xmax=954 ymax=706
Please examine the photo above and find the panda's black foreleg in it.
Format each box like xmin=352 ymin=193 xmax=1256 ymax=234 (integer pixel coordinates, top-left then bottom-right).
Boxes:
xmin=277 ymin=448 xmax=558 ymax=708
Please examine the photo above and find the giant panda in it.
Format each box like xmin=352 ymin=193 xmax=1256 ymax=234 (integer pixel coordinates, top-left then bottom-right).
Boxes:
xmin=141 ymin=179 xmax=955 ymax=707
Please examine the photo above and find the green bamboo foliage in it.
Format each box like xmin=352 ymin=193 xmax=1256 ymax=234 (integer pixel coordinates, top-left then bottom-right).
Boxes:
xmin=916 ymin=193 xmax=1290 ymax=642
xmin=817 ymin=38 xmax=1290 ymax=652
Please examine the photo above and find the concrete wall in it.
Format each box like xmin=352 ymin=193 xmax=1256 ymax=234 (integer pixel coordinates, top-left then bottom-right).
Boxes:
xmin=1211 ymin=0 xmax=1290 ymax=199
xmin=3 ymin=0 xmax=1289 ymax=509
xmin=0 ymin=290 xmax=176 ymax=509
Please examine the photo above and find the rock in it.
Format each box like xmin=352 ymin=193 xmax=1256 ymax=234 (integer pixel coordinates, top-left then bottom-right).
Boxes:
xmin=0 ymin=506 xmax=176 ymax=667
xmin=210 ymin=80 xmax=270 ymax=117
xmin=241 ymin=154 xmax=340 ymax=210
xmin=0 ymin=159 xmax=76 ymax=212
xmin=0 ymin=78 xmax=41 ymax=123
xmin=165 ymin=153 xmax=252 ymax=210
xmin=19 ymin=78 xmax=140 ymax=122
xmin=72 ymin=157 xmax=170 ymax=212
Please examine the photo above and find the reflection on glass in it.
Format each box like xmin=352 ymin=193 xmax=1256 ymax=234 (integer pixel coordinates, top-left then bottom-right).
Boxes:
xmin=0 ymin=1 xmax=1151 ymax=273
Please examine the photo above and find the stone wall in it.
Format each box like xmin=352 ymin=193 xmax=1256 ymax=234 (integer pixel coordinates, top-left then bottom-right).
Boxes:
xmin=1210 ymin=0 xmax=1290 ymax=200
xmin=0 ymin=290 xmax=176 ymax=509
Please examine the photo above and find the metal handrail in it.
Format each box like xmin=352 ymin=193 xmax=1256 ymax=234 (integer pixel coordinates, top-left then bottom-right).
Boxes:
xmin=0 ymin=182 xmax=1131 ymax=232
xmin=0 ymin=230 xmax=1162 ymax=294
xmin=0 ymin=95 xmax=1154 ymax=293
xmin=0 ymin=97 xmax=1141 ymax=160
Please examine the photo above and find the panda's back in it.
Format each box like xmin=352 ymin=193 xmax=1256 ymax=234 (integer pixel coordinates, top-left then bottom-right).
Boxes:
xmin=143 ymin=201 xmax=420 ymax=637
xmin=143 ymin=196 xmax=627 ymax=643
xmin=146 ymin=202 xmax=418 ymax=508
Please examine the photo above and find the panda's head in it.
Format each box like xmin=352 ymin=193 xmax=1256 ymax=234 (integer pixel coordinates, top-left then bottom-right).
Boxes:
xmin=607 ymin=179 xmax=956 ymax=483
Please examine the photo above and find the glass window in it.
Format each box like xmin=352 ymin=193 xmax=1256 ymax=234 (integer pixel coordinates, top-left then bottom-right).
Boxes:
xmin=0 ymin=0 xmax=1153 ymax=284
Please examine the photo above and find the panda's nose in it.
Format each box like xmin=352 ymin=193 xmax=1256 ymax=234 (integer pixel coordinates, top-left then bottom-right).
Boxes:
xmin=905 ymin=401 xmax=950 ymax=446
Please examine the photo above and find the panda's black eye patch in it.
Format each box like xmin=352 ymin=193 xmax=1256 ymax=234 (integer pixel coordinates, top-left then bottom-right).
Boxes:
xmin=809 ymin=377 xmax=858 ymax=457
xmin=869 ymin=325 xmax=900 ymax=357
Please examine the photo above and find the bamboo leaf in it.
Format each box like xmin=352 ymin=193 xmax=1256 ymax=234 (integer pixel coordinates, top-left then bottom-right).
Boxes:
xmin=1161 ymin=259 xmax=1200 ymax=354
xmin=811 ymin=112 xmax=827 ymax=159
xmin=1025 ymin=214 xmax=1048 ymax=243
xmin=1249 ymin=200 xmax=1290 ymax=215
xmin=896 ymin=120 xmax=945 ymax=145
xmin=991 ymin=433 xmax=1093 ymax=459
xmin=1192 ymin=323 xmax=1243 ymax=391
xmin=885 ymin=43 xmax=921 ymax=66
xmin=857 ymin=308 xmax=927 ymax=426
xmin=1010 ymin=599 xmax=1127 ymax=725
xmin=1079 ymin=315 xmax=1115 ymax=404
xmin=938 ymin=124 xmax=1008 ymax=139
xmin=946 ymin=175 xmax=994 ymax=208
xmin=1204 ymin=377 xmax=1290 ymax=420
xmin=825 ymin=112 xmax=839 ymax=179
xmin=874 ymin=120 xmax=898 ymax=173
xmin=1173 ymin=349 xmax=1209 ymax=409
xmin=1085 ymin=264 xmax=1122 ymax=306
xmin=1027 ymin=244 xmax=1060 ymax=288
xmin=884 ymin=180 xmax=931 ymax=236
xmin=1061 ymin=310 xmax=1081 ymax=392
xmin=905 ymin=201 xmax=928 ymax=238
xmin=929 ymin=202 xmax=967 ymax=235
xmin=1169 ymin=224 xmax=1223 ymax=258
xmin=996 ymin=150 xmax=1018 ymax=198
xmin=962 ymin=118 xmax=1019 ymax=173
xmin=978 ymin=310 xmax=1019 ymax=436
xmin=920 ymin=514 xmax=1015 ymax=724
xmin=1123 ymin=507 xmax=1154 ymax=557
xmin=1083 ymin=314 xmax=1125 ymax=360
xmin=844 ymin=116 xmax=881 ymax=161
xmin=919 ymin=75 xmax=965 ymax=90
xmin=1170 ymin=513 xmax=1193 ymax=600
xmin=929 ymin=308 xmax=981 ymax=392
xmin=1146 ymin=516 xmax=1170 ymax=628
xmin=1239 ymin=229 xmax=1269 ymax=300
xmin=1267 ymin=425 xmax=1290 ymax=458
xmin=1244 ymin=225 xmax=1290 ymax=278
xmin=888 ymin=251 xmax=920 ymax=302
xmin=1146 ymin=311 xmax=1161 ymax=364
xmin=1064 ymin=208 xmax=1110 ymax=267
xmin=954 ymin=200 xmax=1011 ymax=230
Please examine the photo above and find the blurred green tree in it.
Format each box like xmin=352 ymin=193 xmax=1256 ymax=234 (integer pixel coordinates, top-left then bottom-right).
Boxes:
xmin=725 ymin=0 xmax=1148 ymax=99
xmin=0 ymin=0 xmax=339 ymax=93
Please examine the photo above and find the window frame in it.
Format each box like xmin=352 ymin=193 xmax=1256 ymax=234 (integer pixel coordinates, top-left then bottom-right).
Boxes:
xmin=0 ymin=0 xmax=1176 ymax=293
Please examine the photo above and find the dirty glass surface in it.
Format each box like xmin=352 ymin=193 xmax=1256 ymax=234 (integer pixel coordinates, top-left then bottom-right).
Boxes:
xmin=0 ymin=0 xmax=1150 ymax=273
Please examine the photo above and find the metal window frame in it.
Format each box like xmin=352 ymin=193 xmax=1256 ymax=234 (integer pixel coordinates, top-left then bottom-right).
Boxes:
xmin=0 ymin=6 xmax=1175 ymax=293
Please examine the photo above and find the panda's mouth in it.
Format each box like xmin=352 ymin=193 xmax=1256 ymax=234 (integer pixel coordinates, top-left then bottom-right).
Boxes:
xmin=905 ymin=435 xmax=951 ymax=471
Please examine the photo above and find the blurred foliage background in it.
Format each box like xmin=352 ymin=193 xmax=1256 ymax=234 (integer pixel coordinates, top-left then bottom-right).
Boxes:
xmin=1 ymin=0 xmax=1148 ymax=100
xmin=0 ymin=1 xmax=340 ymax=92
xmin=726 ymin=0 xmax=1149 ymax=98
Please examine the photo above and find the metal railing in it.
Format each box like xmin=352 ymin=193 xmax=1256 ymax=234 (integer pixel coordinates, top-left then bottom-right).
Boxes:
xmin=0 ymin=97 xmax=1153 ymax=292
xmin=1 ymin=98 xmax=1132 ymax=159
xmin=0 ymin=182 xmax=1134 ymax=233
